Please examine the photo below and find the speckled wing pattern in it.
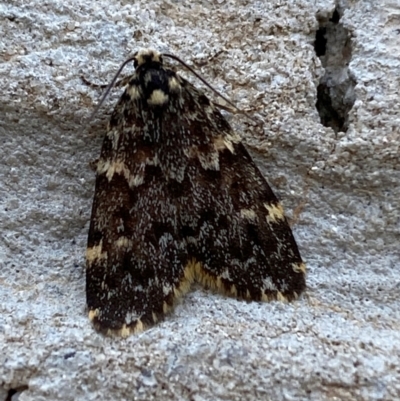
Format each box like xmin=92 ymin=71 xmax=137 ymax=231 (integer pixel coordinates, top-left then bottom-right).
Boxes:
xmin=86 ymin=49 xmax=306 ymax=337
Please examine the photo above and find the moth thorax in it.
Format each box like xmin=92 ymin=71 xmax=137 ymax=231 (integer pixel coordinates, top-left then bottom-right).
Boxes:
xmin=140 ymin=69 xmax=171 ymax=107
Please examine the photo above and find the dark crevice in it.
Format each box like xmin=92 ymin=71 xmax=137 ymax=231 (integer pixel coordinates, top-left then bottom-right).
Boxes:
xmin=314 ymin=5 xmax=356 ymax=133
xmin=5 ymin=386 xmax=28 ymax=401
xmin=5 ymin=389 xmax=17 ymax=401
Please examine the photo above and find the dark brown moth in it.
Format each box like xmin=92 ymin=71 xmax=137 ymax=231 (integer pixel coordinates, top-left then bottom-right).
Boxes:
xmin=86 ymin=49 xmax=306 ymax=337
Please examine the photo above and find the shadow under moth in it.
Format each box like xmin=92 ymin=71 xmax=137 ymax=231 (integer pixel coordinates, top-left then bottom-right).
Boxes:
xmin=86 ymin=49 xmax=306 ymax=337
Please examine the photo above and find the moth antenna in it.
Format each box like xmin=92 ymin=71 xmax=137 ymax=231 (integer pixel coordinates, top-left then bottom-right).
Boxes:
xmin=163 ymin=53 xmax=248 ymax=117
xmin=83 ymin=52 xmax=257 ymax=130
xmin=83 ymin=55 xmax=136 ymax=126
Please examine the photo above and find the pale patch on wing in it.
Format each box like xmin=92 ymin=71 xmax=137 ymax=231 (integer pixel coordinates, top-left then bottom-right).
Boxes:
xmin=276 ymin=291 xmax=287 ymax=302
xmin=168 ymin=76 xmax=181 ymax=92
xmin=213 ymin=133 xmax=241 ymax=153
xmin=113 ymin=320 xmax=145 ymax=338
xmin=96 ymin=159 xmax=111 ymax=175
xmin=240 ymin=208 xmax=258 ymax=221
xmin=86 ymin=239 xmax=108 ymax=264
xmin=129 ymin=174 xmax=145 ymax=187
xmin=127 ymin=84 xmax=141 ymax=100
xmin=261 ymin=291 xmax=288 ymax=302
xmin=105 ymin=160 xmax=129 ymax=181
xmin=162 ymin=284 xmax=172 ymax=296
xmin=197 ymin=150 xmax=220 ymax=170
xmin=293 ymin=262 xmax=307 ymax=274
xmin=88 ymin=308 xmax=99 ymax=321
xmin=182 ymin=133 xmax=241 ymax=169
xmin=261 ymin=276 xmax=278 ymax=292
xmin=97 ymin=159 xmax=145 ymax=188
xmin=163 ymin=302 xmax=171 ymax=314
xmin=185 ymin=260 xmax=239 ymax=297
xmin=220 ymin=269 xmax=231 ymax=280
xmin=152 ymin=312 xmax=158 ymax=323
xmin=104 ymin=127 xmax=123 ymax=151
xmin=264 ymin=202 xmax=285 ymax=223
xmin=115 ymin=236 xmax=133 ymax=249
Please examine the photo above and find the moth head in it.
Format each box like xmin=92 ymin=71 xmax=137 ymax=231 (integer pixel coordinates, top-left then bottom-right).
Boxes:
xmin=134 ymin=49 xmax=163 ymax=69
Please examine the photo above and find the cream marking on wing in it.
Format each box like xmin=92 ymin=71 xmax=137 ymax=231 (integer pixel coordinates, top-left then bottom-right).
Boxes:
xmin=162 ymin=284 xmax=172 ymax=296
xmin=127 ymin=85 xmax=141 ymax=100
xmin=100 ymin=160 xmax=145 ymax=188
xmin=264 ymin=202 xmax=285 ymax=223
xmin=168 ymin=76 xmax=181 ymax=92
xmin=261 ymin=277 xmax=277 ymax=291
xmin=276 ymin=291 xmax=287 ymax=302
xmin=163 ymin=302 xmax=171 ymax=314
xmin=129 ymin=174 xmax=144 ymax=187
xmin=240 ymin=208 xmax=257 ymax=221
xmin=220 ymin=269 xmax=231 ymax=280
xmin=105 ymin=160 xmax=128 ymax=181
xmin=213 ymin=134 xmax=241 ymax=154
xmin=88 ymin=309 xmax=99 ymax=321
xmin=86 ymin=239 xmax=108 ymax=263
xmin=293 ymin=262 xmax=307 ymax=274
xmin=96 ymin=159 xmax=111 ymax=175
xmin=116 ymin=319 xmax=145 ymax=338
xmin=198 ymin=151 xmax=220 ymax=170
xmin=115 ymin=236 xmax=133 ymax=249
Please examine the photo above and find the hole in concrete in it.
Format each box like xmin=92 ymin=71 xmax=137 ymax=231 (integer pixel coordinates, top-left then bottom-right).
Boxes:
xmin=5 ymin=386 xmax=28 ymax=401
xmin=314 ymin=6 xmax=356 ymax=133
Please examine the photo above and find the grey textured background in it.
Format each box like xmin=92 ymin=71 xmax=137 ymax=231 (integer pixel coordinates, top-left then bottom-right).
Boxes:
xmin=0 ymin=0 xmax=399 ymax=400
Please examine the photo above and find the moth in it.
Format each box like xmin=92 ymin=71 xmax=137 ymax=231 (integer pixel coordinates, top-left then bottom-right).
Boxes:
xmin=86 ymin=49 xmax=306 ymax=337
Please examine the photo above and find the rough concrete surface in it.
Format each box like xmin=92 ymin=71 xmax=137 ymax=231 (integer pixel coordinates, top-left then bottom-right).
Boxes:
xmin=0 ymin=0 xmax=399 ymax=400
